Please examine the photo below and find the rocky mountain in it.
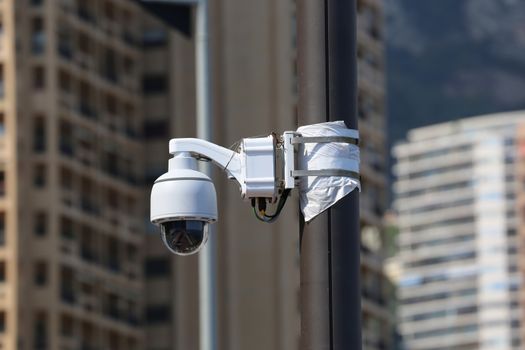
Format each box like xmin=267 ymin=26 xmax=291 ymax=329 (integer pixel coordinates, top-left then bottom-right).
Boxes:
xmin=386 ymin=0 xmax=525 ymax=144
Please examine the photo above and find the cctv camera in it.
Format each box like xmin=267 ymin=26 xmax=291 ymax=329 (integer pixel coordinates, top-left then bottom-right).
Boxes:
xmin=150 ymin=153 xmax=217 ymax=255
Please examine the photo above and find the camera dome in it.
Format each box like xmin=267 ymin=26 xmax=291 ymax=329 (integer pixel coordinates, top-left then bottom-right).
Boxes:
xmin=160 ymin=220 xmax=210 ymax=255
xmin=150 ymin=155 xmax=218 ymax=225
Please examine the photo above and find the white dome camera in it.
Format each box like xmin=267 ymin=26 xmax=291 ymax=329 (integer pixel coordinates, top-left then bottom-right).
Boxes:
xmin=150 ymin=152 xmax=218 ymax=255
xmin=150 ymin=123 xmax=360 ymax=256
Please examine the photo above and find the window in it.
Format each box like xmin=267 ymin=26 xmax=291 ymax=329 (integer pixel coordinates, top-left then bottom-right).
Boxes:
xmin=102 ymin=49 xmax=117 ymax=83
xmin=57 ymin=23 xmax=73 ymax=60
xmin=34 ymin=212 xmax=47 ymax=236
xmin=60 ymin=314 xmax=74 ymax=337
xmin=0 ymin=170 xmax=5 ymax=196
xmin=60 ymin=167 xmax=73 ymax=190
xmin=34 ymin=261 xmax=47 ymax=286
xmin=0 ymin=64 xmax=5 ymax=99
xmin=142 ymin=28 xmax=168 ymax=47
xmin=107 ymin=189 xmax=118 ymax=209
xmin=0 ymin=311 xmax=5 ymax=333
xmin=142 ymin=75 xmax=167 ymax=95
xmin=0 ymin=113 xmax=5 ymax=135
xmin=107 ymin=237 xmax=120 ymax=272
xmin=58 ymin=71 xmax=71 ymax=93
xmin=59 ymin=120 xmax=74 ymax=156
xmin=34 ymin=164 xmax=46 ymax=188
xmin=31 ymin=0 xmax=44 ymax=6
xmin=60 ymin=266 xmax=75 ymax=304
xmin=144 ymin=257 xmax=171 ymax=278
xmin=33 ymin=66 xmax=46 ymax=89
xmin=60 ymin=217 xmax=74 ymax=240
xmin=31 ymin=17 xmax=45 ymax=55
xmin=0 ymin=261 xmax=5 ymax=282
xmin=143 ymin=120 xmax=168 ymax=140
xmin=33 ymin=116 xmax=46 ymax=153
xmin=0 ymin=213 xmax=5 ymax=245
xmin=34 ymin=312 xmax=47 ymax=349
xmin=145 ymin=305 xmax=171 ymax=324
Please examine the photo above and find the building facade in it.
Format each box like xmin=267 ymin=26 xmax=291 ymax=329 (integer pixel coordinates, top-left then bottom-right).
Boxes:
xmin=393 ymin=112 xmax=525 ymax=349
xmin=141 ymin=0 xmax=392 ymax=349
xmin=0 ymin=0 xmax=391 ymax=349
xmin=10 ymin=0 xmax=145 ymax=349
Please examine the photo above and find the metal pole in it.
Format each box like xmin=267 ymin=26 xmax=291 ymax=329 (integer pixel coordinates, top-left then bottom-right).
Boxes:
xmin=297 ymin=0 xmax=360 ymax=349
xmin=195 ymin=1 xmax=218 ymax=350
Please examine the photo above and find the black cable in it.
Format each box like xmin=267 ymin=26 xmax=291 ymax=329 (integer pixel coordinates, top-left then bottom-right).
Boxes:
xmin=252 ymin=189 xmax=292 ymax=223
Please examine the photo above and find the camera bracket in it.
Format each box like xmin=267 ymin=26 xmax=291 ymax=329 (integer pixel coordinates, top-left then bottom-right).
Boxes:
xmin=168 ymin=121 xmax=360 ymax=222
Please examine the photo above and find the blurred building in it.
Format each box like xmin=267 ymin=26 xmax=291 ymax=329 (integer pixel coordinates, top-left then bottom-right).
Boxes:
xmin=142 ymin=0 xmax=392 ymax=350
xmin=0 ymin=0 xmax=390 ymax=349
xmin=518 ymin=125 xmax=525 ymax=348
xmin=357 ymin=0 xmax=394 ymax=349
xmin=5 ymin=0 xmax=144 ymax=349
xmin=393 ymin=112 xmax=525 ymax=349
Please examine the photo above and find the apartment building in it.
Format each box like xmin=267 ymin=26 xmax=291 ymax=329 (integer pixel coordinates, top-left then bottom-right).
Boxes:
xmin=0 ymin=0 xmax=146 ymax=349
xmin=0 ymin=0 xmax=391 ymax=349
xmin=517 ymin=125 xmax=525 ymax=348
xmin=357 ymin=0 xmax=394 ymax=348
xmin=141 ymin=0 xmax=392 ymax=349
xmin=393 ymin=112 xmax=525 ymax=349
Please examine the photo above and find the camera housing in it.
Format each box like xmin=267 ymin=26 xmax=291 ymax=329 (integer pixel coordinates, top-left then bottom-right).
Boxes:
xmin=150 ymin=153 xmax=217 ymax=255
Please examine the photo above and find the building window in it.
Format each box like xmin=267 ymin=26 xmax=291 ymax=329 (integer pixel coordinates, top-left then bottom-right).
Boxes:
xmin=0 ymin=113 xmax=5 ymax=136
xmin=107 ymin=237 xmax=120 ymax=272
xmin=33 ymin=66 xmax=46 ymax=89
xmin=31 ymin=0 xmax=44 ymax=6
xmin=34 ymin=312 xmax=47 ymax=349
xmin=60 ymin=314 xmax=74 ymax=337
xmin=33 ymin=116 xmax=46 ymax=153
xmin=59 ymin=120 xmax=74 ymax=156
xmin=34 ymin=261 xmax=47 ymax=286
xmin=144 ymin=257 xmax=171 ymax=278
xmin=31 ymin=17 xmax=45 ymax=55
xmin=60 ymin=266 xmax=75 ymax=304
xmin=0 ymin=311 xmax=5 ymax=333
xmin=142 ymin=28 xmax=168 ymax=47
xmin=58 ymin=71 xmax=71 ymax=93
xmin=102 ymin=49 xmax=118 ymax=83
xmin=0 ymin=261 xmax=5 ymax=282
xmin=0 ymin=213 xmax=5 ymax=246
xmin=60 ymin=167 xmax=73 ymax=190
xmin=60 ymin=217 xmax=74 ymax=240
xmin=34 ymin=212 xmax=47 ymax=236
xmin=145 ymin=305 xmax=171 ymax=324
xmin=0 ymin=170 xmax=5 ymax=196
xmin=34 ymin=164 xmax=46 ymax=188
xmin=0 ymin=64 xmax=5 ymax=99
xmin=143 ymin=120 xmax=169 ymax=140
xmin=142 ymin=75 xmax=167 ymax=95
xmin=57 ymin=24 xmax=73 ymax=61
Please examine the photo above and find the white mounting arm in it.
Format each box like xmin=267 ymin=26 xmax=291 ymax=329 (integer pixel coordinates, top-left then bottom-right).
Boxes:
xmin=170 ymin=138 xmax=243 ymax=182
xmin=169 ymin=136 xmax=277 ymax=199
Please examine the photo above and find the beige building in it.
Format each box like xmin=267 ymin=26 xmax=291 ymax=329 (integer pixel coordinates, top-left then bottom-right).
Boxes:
xmin=517 ymin=124 xmax=525 ymax=348
xmin=393 ymin=113 xmax=525 ymax=349
xmin=3 ymin=0 xmax=145 ymax=349
xmin=0 ymin=0 xmax=390 ymax=349
xmin=141 ymin=0 xmax=392 ymax=350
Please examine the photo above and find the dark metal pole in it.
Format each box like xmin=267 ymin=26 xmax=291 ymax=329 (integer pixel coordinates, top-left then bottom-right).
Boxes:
xmin=298 ymin=0 xmax=360 ymax=348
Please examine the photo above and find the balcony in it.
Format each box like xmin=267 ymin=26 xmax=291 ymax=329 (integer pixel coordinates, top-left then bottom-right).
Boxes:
xmin=61 ymin=289 xmax=76 ymax=305
xmin=59 ymin=142 xmax=74 ymax=157
xmin=78 ymin=103 xmax=98 ymax=120
xmin=77 ymin=8 xmax=96 ymax=26
xmin=80 ymin=248 xmax=97 ymax=263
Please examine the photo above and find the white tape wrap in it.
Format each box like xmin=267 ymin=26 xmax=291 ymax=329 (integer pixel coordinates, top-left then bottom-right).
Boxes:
xmin=296 ymin=121 xmax=361 ymax=222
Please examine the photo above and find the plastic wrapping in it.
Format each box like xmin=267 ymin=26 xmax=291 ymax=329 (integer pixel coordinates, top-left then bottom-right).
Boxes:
xmin=297 ymin=121 xmax=360 ymax=222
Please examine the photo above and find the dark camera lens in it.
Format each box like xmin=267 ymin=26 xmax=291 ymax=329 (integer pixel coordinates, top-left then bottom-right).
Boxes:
xmin=160 ymin=220 xmax=209 ymax=255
